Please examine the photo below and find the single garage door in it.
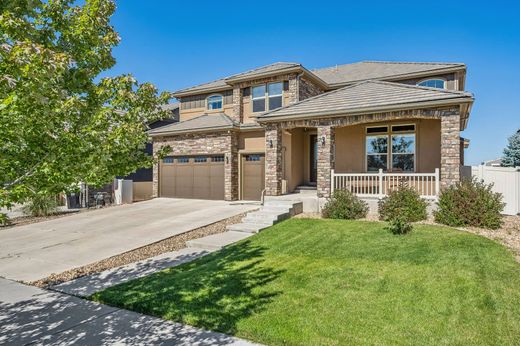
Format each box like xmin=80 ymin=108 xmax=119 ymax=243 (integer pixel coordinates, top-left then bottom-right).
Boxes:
xmin=160 ymin=155 xmax=225 ymax=200
xmin=241 ymin=154 xmax=265 ymax=200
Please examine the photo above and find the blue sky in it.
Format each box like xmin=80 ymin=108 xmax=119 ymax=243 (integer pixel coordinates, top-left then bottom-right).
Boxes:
xmin=105 ymin=0 xmax=519 ymax=165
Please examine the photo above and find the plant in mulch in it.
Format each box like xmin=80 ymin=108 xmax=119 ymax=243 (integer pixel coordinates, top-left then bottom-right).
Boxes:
xmin=378 ymin=185 xmax=428 ymax=222
xmin=22 ymin=193 xmax=58 ymax=217
xmin=434 ymin=178 xmax=505 ymax=229
xmin=322 ymin=189 xmax=369 ymax=220
xmin=386 ymin=216 xmax=413 ymax=235
xmin=0 ymin=213 xmax=10 ymax=227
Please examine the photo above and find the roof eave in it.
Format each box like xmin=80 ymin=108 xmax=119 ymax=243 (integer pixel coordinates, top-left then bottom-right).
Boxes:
xmin=149 ymin=125 xmax=236 ymax=137
xmin=172 ymin=85 xmax=233 ymax=98
xmin=256 ymin=97 xmax=474 ymax=123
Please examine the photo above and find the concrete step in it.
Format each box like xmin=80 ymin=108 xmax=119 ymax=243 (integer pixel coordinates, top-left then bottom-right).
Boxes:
xmin=226 ymin=222 xmax=270 ymax=233
xmin=295 ymin=185 xmax=317 ymax=191
xmin=242 ymin=211 xmax=290 ymax=223
xmin=186 ymin=231 xmax=253 ymax=251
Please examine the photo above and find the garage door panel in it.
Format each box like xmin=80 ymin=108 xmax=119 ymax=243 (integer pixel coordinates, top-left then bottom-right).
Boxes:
xmin=160 ymin=156 xmax=224 ymax=200
xmin=242 ymin=154 xmax=265 ymax=201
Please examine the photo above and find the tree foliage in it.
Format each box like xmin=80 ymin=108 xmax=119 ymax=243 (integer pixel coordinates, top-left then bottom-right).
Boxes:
xmin=0 ymin=0 xmax=171 ymax=208
xmin=502 ymin=129 xmax=520 ymax=167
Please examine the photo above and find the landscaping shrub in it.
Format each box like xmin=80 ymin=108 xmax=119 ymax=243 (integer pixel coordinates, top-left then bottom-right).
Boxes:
xmin=378 ymin=185 xmax=428 ymax=222
xmin=322 ymin=190 xmax=369 ymax=220
xmin=434 ymin=178 xmax=504 ymax=229
xmin=0 ymin=213 xmax=10 ymax=227
xmin=23 ymin=194 xmax=58 ymax=217
xmin=386 ymin=216 xmax=413 ymax=235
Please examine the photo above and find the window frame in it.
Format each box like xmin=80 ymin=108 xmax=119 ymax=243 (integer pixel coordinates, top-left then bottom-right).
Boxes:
xmin=251 ymin=81 xmax=284 ymax=114
xmin=365 ymin=123 xmax=417 ymax=173
xmin=416 ymin=78 xmax=446 ymax=89
xmin=206 ymin=94 xmax=224 ymax=110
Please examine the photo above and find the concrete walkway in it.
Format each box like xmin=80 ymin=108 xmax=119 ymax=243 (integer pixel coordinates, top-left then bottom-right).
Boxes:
xmin=0 ymin=198 xmax=258 ymax=282
xmin=0 ymin=278 xmax=259 ymax=345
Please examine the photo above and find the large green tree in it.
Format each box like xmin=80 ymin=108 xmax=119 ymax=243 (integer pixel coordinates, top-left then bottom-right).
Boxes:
xmin=502 ymin=129 xmax=520 ymax=167
xmin=0 ymin=0 xmax=171 ymax=208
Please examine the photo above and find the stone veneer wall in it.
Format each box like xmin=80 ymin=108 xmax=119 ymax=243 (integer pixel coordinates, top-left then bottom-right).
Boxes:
xmin=264 ymin=124 xmax=283 ymax=195
xmin=299 ymin=77 xmax=324 ymax=101
xmin=317 ymin=126 xmax=335 ymax=198
xmin=152 ymin=131 xmax=238 ymax=200
xmin=231 ymin=87 xmax=243 ymax=123
xmin=440 ymin=113 xmax=461 ymax=189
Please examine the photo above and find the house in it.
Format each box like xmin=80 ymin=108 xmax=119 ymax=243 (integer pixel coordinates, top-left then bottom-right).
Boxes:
xmin=148 ymin=61 xmax=474 ymax=202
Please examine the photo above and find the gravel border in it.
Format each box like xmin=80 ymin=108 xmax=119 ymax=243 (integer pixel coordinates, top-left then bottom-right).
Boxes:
xmin=29 ymin=211 xmax=250 ymax=288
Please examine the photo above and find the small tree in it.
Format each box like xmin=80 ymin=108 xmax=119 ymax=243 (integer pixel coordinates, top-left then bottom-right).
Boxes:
xmin=502 ymin=129 xmax=520 ymax=167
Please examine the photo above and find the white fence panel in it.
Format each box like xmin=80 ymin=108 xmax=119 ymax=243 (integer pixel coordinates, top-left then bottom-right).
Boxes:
xmin=470 ymin=165 xmax=520 ymax=215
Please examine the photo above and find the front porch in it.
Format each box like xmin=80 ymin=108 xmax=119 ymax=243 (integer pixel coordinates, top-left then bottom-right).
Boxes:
xmin=262 ymin=108 xmax=462 ymax=200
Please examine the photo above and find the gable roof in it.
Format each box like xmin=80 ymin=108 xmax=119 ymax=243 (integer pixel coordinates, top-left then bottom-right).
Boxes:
xmin=148 ymin=112 xmax=236 ymax=136
xmin=257 ymin=80 xmax=473 ymax=121
xmin=312 ymin=61 xmax=465 ymax=86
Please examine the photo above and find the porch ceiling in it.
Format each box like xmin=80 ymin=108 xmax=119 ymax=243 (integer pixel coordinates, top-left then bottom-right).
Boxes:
xmin=256 ymin=80 xmax=473 ymax=122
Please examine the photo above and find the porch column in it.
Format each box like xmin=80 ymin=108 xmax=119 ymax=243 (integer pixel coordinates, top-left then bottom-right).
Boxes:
xmin=440 ymin=112 xmax=461 ymax=189
xmin=152 ymin=141 xmax=160 ymax=198
xmin=317 ymin=125 xmax=335 ymax=198
xmin=225 ymin=131 xmax=239 ymax=201
xmin=265 ymin=124 xmax=283 ymax=196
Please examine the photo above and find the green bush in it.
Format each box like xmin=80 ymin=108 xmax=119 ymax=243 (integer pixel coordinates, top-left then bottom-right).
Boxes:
xmin=0 ymin=213 xmax=10 ymax=227
xmin=378 ymin=185 xmax=428 ymax=222
xmin=23 ymin=194 xmax=58 ymax=217
xmin=386 ymin=216 xmax=413 ymax=235
xmin=322 ymin=190 xmax=369 ymax=220
xmin=434 ymin=178 xmax=504 ymax=229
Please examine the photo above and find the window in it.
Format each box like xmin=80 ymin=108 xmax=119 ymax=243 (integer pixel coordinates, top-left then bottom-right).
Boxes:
xmin=417 ymin=79 xmax=445 ymax=89
xmin=207 ymin=95 xmax=223 ymax=110
xmin=245 ymin=154 xmax=262 ymax=162
xmin=194 ymin=156 xmax=208 ymax=163
xmin=211 ymin=156 xmax=225 ymax=162
xmin=252 ymin=85 xmax=266 ymax=113
xmin=366 ymin=124 xmax=416 ymax=172
xmin=163 ymin=156 xmax=174 ymax=164
xmin=268 ymin=82 xmax=283 ymax=110
xmin=252 ymin=82 xmax=284 ymax=113
xmin=177 ymin=157 xmax=189 ymax=163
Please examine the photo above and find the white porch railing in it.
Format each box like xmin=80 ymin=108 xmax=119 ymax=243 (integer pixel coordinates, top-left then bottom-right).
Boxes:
xmin=331 ymin=168 xmax=440 ymax=199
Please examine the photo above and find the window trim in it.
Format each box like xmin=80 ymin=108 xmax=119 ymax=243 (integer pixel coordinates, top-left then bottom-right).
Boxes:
xmin=251 ymin=81 xmax=284 ymax=114
xmin=416 ymin=78 xmax=446 ymax=89
xmin=365 ymin=123 xmax=417 ymax=173
xmin=206 ymin=94 xmax=224 ymax=110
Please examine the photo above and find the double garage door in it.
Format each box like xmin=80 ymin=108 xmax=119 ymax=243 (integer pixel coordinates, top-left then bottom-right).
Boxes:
xmin=160 ymin=155 xmax=225 ymax=200
xmin=159 ymin=154 xmax=265 ymax=200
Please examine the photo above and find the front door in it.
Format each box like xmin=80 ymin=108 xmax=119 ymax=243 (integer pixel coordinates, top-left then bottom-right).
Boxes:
xmin=310 ymin=135 xmax=317 ymax=183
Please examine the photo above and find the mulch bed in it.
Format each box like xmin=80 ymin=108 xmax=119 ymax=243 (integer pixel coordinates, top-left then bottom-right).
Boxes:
xmin=29 ymin=212 xmax=250 ymax=288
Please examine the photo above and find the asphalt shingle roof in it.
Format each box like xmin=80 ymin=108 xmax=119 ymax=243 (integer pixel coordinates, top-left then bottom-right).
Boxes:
xmin=258 ymin=80 xmax=473 ymax=120
xmin=148 ymin=112 xmax=236 ymax=136
xmin=312 ymin=61 xmax=465 ymax=86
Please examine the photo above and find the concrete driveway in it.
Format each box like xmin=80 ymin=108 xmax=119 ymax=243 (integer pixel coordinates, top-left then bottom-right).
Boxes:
xmin=0 ymin=198 xmax=257 ymax=282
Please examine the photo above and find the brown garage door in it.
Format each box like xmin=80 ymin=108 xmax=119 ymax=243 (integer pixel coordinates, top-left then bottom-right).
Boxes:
xmin=241 ymin=154 xmax=265 ymax=201
xmin=160 ymin=155 xmax=224 ymax=200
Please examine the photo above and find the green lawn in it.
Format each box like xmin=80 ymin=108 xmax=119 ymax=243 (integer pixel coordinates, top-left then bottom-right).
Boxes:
xmin=91 ymin=219 xmax=520 ymax=345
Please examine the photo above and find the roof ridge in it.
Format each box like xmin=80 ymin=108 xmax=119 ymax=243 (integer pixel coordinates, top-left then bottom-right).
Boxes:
xmin=361 ymin=60 xmax=465 ymax=66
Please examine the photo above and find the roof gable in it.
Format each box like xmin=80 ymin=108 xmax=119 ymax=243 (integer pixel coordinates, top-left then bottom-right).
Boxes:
xmin=257 ymin=80 xmax=473 ymax=120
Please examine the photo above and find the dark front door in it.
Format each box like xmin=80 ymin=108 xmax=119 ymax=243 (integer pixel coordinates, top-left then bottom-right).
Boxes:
xmin=310 ymin=135 xmax=317 ymax=183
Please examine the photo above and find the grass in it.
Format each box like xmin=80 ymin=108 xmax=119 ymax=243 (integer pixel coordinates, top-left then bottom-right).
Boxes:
xmin=91 ymin=219 xmax=520 ymax=345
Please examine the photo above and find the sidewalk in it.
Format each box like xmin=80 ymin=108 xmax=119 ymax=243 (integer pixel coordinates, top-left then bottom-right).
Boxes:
xmin=0 ymin=278 xmax=259 ymax=345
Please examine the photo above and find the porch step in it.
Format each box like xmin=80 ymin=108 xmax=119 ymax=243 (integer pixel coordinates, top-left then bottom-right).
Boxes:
xmin=226 ymin=201 xmax=303 ymax=234
xmin=295 ymin=185 xmax=317 ymax=191
xmin=186 ymin=231 xmax=253 ymax=251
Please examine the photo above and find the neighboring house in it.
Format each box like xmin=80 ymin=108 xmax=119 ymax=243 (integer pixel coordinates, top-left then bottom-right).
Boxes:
xmin=483 ymin=158 xmax=502 ymax=167
xmin=149 ymin=61 xmax=474 ymax=201
xmin=124 ymin=103 xmax=179 ymax=201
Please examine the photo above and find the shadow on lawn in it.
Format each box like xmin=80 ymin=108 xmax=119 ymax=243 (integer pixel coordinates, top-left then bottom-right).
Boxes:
xmin=94 ymin=239 xmax=284 ymax=334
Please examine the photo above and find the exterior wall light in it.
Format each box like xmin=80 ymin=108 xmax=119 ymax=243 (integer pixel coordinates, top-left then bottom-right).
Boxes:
xmin=321 ymin=136 xmax=326 ymax=146
xmin=269 ymin=139 xmax=274 ymax=148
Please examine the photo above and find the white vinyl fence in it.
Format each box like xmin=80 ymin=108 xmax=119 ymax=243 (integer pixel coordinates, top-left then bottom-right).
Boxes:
xmin=467 ymin=165 xmax=520 ymax=215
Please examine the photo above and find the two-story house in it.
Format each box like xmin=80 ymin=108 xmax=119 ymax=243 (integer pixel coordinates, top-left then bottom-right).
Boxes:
xmin=149 ymin=61 xmax=473 ymax=202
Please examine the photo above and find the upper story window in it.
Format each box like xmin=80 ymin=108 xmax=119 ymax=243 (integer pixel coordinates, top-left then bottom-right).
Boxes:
xmin=207 ymin=95 xmax=223 ymax=110
xmin=252 ymin=82 xmax=284 ymax=113
xmin=417 ymin=79 xmax=446 ymax=89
